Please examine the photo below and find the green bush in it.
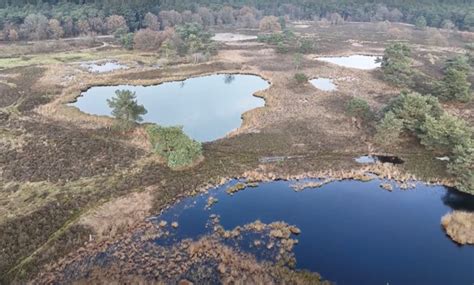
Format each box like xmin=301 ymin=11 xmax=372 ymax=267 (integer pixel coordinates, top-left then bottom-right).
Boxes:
xmin=415 ymin=15 xmax=427 ymax=30
xmin=448 ymin=140 xmax=474 ymax=194
xmin=419 ymin=113 xmax=473 ymax=153
xmin=436 ymin=56 xmax=472 ymax=102
xmin=376 ymin=91 xmax=474 ymax=194
xmin=375 ymin=111 xmax=404 ymax=145
xmin=384 ymin=92 xmax=443 ymax=133
xmin=294 ymin=73 xmax=308 ymax=84
xmin=146 ymin=125 xmax=202 ymax=169
xmin=378 ymin=43 xmax=413 ymax=86
xmin=345 ymin=97 xmax=374 ymax=120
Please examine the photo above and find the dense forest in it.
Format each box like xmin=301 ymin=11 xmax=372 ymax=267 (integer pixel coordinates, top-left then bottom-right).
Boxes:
xmin=0 ymin=0 xmax=473 ymax=41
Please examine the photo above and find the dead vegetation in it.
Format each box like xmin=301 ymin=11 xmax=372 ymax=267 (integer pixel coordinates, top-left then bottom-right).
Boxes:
xmin=442 ymin=211 xmax=474 ymax=245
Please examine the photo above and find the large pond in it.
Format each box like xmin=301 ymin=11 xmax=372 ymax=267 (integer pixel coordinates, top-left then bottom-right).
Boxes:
xmin=153 ymin=179 xmax=474 ymax=285
xmin=316 ymin=55 xmax=381 ymax=70
xmin=72 ymin=74 xmax=269 ymax=142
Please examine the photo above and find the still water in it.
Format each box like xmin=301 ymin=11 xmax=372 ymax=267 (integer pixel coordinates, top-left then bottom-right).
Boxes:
xmin=72 ymin=74 xmax=269 ymax=142
xmin=309 ymin=78 xmax=337 ymax=91
xmin=153 ymin=179 xmax=474 ymax=285
xmin=317 ymin=55 xmax=381 ymax=70
xmin=80 ymin=61 xmax=128 ymax=73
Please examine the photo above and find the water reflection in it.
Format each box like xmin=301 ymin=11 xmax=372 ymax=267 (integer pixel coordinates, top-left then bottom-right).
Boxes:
xmin=72 ymin=74 xmax=269 ymax=142
xmin=150 ymin=179 xmax=474 ymax=285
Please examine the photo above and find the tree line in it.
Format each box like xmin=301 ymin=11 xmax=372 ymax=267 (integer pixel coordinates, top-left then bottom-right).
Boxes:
xmin=1 ymin=0 xmax=473 ymax=41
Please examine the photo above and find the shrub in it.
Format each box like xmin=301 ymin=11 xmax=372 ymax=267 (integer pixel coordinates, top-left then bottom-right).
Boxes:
xmin=448 ymin=140 xmax=474 ymax=194
xmin=419 ymin=113 xmax=473 ymax=153
xmin=378 ymin=43 xmax=413 ymax=86
xmin=107 ymin=90 xmax=147 ymax=130
xmin=375 ymin=111 xmax=404 ymax=145
xmin=384 ymin=92 xmax=443 ymax=133
xmin=345 ymin=97 xmax=374 ymax=121
xmin=298 ymin=38 xmax=315 ymax=54
xmin=146 ymin=125 xmax=202 ymax=169
xmin=415 ymin=15 xmax=427 ymax=30
xmin=294 ymin=73 xmax=308 ymax=84
xmin=120 ymin=33 xmax=134 ymax=50
xmin=376 ymin=91 xmax=474 ymax=194
xmin=436 ymin=56 xmax=472 ymax=102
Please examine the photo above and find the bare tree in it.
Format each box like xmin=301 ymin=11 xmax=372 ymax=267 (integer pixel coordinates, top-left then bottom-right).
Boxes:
xmin=159 ymin=10 xmax=182 ymax=28
xmin=328 ymin=13 xmax=344 ymax=25
xmin=21 ymin=14 xmax=49 ymax=40
xmin=197 ymin=7 xmax=214 ymax=27
xmin=218 ymin=6 xmax=236 ymax=25
xmin=259 ymin=16 xmax=281 ymax=32
xmin=48 ymin=19 xmax=64 ymax=39
xmin=144 ymin=12 xmax=160 ymax=31
xmin=77 ymin=19 xmax=91 ymax=36
xmin=133 ymin=28 xmax=166 ymax=51
xmin=89 ymin=17 xmax=106 ymax=35
xmin=106 ymin=15 xmax=128 ymax=34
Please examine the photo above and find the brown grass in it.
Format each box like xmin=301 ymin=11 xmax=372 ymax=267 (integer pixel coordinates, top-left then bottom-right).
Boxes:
xmin=442 ymin=211 xmax=474 ymax=245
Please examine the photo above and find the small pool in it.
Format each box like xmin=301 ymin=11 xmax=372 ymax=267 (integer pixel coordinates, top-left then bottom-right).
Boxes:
xmin=316 ymin=55 xmax=381 ymax=70
xmin=71 ymin=74 xmax=270 ymax=142
xmin=151 ymin=179 xmax=474 ymax=285
xmin=80 ymin=61 xmax=128 ymax=73
xmin=355 ymin=155 xmax=404 ymax=164
xmin=309 ymin=78 xmax=337 ymax=91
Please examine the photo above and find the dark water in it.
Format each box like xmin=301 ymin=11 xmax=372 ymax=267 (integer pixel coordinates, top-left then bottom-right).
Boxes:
xmin=71 ymin=74 xmax=269 ymax=142
xmin=153 ymin=179 xmax=474 ymax=285
xmin=355 ymin=155 xmax=404 ymax=164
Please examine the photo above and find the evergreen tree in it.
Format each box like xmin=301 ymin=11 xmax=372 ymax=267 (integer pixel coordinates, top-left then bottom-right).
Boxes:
xmin=107 ymin=90 xmax=147 ymax=129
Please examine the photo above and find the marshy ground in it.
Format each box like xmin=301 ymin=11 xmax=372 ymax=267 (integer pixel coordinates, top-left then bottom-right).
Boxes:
xmin=0 ymin=21 xmax=473 ymax=283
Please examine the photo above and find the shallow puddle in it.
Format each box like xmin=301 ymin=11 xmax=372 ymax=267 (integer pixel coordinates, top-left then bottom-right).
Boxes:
xmin=316 ymin=55 xmax=381 ymax=70
xmin=212 ymin=33 xmax=258 ymax=42
xmin=71 ymin=74 xmax=269 ymax=142
xmin=80 ymin=61 xmax=128 ymax=73
xmin=151 ymin=179 xmax=474 ymax=285
xmin=309 ymin=78 xmax=337 ymax=91
xmin=355 ymin=155 xmax=404 ymax=164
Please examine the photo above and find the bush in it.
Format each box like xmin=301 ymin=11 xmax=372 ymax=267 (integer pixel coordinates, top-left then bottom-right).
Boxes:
xmin=375 ymin=111 xmax=404 ymax=145
xmin=378 ymin=43 xmax=413 ymax=86
xmin=448 ymin=140 xmax=474 ymax=194
xmin=345 ymin=97 xmax=374 ymax=121
xmin=146 ymin=125 xmax=202 ymax=169
xmin=415 ymin=15 xmax=427 ymax=30
xmin=120 ymin=33 xmax=134 ymax=50
xmin=419 ymin=113 xmax=473 ymax=153
xmin=294 ymin=73 xmax=308 ymax=84
xmin=436 ymin=56 xmax=472 ymax=102
xmin=384 ymin=92 xmax=443 ymax=133
xmin=376 ymin=91 xmax=474 ymax=194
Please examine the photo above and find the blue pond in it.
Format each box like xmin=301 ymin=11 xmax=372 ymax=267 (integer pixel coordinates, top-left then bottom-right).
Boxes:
xmin=153 ymin=179 xmax=474 ymax=285
xmin=71 ymin=74 xmax=269 ymax=142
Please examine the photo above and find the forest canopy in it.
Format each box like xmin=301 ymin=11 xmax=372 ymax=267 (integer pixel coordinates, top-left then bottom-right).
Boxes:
xmin=0 ymin=0 xmax=473 ymax=41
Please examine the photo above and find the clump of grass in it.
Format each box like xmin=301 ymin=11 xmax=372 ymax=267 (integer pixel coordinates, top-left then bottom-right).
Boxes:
xmin=442 ymin=211 xmax=474 ymax=245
